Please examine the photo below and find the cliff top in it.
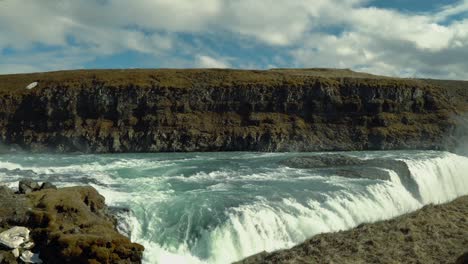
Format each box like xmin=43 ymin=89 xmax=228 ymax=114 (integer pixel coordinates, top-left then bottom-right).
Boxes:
xmin=0 ymin=69 xmax=466 ymax=110
xmin=0 ymin=68 xmax=442 ymax=92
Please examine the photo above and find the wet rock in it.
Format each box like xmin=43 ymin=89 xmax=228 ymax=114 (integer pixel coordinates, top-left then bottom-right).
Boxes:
xmin=280 ymin=154 xmax=421 ymax=200
xmin=110 ymin=207 xmax=136 ymax=238
xmin=39 ymin=182 xmax=56 ymax=190
xmin=18 ymin=179 xmax=40 ymax=194
xmin=334 ymin=167 xmax=391 ymax=181
xmin=279 ymin=155 xmax=363 ymax=168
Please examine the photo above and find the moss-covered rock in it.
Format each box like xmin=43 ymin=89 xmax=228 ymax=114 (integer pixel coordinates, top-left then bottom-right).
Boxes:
xmin=27 ymin=187 xmax=144 ymax=264
xmin=0 ymin=183 xmax=143 ymax=264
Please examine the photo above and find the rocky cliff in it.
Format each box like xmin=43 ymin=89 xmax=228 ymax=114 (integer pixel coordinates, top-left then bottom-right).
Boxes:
xmin=0 ymin=69 xmax=466 ymax=153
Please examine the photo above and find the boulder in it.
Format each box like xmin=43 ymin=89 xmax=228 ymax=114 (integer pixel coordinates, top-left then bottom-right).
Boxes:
xmin=39 ymin=182 xmax=56 ymax=190
xmin=280 ymin=154 xmax=421 ymax=200
xmin=27 ymin=187 xmax=144 ymax=263
xmin=18 ymin=179 xmax=40 ymax=194
xmin=279 ymin=155 xmax=363 ymax=169
xmin=0 ymin=183 xmax=143 ymax=263
xmin=0 ymin=226 xmax=30 ymax=249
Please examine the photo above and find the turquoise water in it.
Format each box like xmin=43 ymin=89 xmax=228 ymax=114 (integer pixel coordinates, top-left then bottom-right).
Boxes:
xmin=1 ymin=151 xmax=468 ymax=263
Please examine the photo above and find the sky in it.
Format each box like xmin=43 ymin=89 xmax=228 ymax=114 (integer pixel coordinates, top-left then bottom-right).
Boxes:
xmin=1 ymin=0 xmax=468 ymax=79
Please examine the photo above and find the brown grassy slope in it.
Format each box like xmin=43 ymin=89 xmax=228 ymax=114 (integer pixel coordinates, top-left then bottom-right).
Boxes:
xmin=422 ymin=79 xmax=468 ymax=112
xmin=268 ymin=68 xmax=388 ymax=78
xmin=0 ymin=68 xmax=431 ymax=92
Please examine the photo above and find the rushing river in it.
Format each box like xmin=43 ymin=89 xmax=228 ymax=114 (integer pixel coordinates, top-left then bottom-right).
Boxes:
xmin=0 ymin=151 xmax=467 ymax=263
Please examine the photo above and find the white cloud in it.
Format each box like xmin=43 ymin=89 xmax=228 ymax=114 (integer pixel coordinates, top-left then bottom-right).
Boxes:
xmin=290 ymin=1 xmax=468 ymax=79
xmin=436 ymin=0 xmax=468 ymax=21
xmin=195 ymin=55 xmax=230 ymax=68
xmin=348 ymin=8 xmax=452 ymax=51
xmin=0 ymin=0 xmax=467 ymax=79
xmin=0 ymin=48 xmax=92 ymax=74
xmin=0 ymin=0 xmax=363 ymax=50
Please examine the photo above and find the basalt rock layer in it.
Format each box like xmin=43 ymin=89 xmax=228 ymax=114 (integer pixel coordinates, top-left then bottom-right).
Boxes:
xmin=0 ymin=69 xmax=466 ymax=153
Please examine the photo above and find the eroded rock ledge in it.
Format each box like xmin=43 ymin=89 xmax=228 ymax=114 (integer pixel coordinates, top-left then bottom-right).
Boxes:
xmin=279 ymin=154 xmax=421 ymax=199
xmin=236 ymin=195 xmax=468 ymax=264
xmin=0 ymin=181 xmax=144 ymax=264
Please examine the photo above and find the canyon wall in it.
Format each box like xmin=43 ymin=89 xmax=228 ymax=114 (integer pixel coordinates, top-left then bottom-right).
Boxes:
xmin=0 ymin=69 xmax=465 ymax=153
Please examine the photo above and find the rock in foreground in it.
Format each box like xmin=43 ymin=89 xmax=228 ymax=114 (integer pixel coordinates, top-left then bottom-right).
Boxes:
xmin=0 ymin=182 xmax=144 ymax=264
xmin=237 ymin=196 xmax=468 ymax=264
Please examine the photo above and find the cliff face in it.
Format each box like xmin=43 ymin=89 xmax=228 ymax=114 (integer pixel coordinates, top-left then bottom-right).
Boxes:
xmin=0 ymin=69 xmax=465 ymax=153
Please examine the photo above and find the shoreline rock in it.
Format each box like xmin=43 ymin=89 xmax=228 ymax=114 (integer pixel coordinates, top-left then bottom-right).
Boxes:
xmin=236 ymin=195 xmax=468 ymax=264
xmin=0 ymin=180 xmax=144 ymax=264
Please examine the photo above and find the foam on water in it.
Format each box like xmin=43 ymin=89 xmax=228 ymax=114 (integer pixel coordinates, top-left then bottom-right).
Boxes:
xmin=185 ymin=181 xmax=420 ymax=263
xmin=126 ymin=152 xmax=468 ymax=264
xmin=0 ymin=151 xmax=467 ymax=264
xmin=403 ymin=152 xmax=468 ymax=204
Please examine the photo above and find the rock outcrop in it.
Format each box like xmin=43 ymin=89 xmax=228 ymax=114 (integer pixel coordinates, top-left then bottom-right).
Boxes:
xmin=0 ymin=69 xmax=466 ymax=153
xmin=0 ymin=182 xmax=144 ymax=264
xmin=237 ymin=195 xmax=468 ymax=264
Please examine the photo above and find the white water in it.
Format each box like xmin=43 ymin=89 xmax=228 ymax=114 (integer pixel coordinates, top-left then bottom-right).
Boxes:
xmin=404 ymin=154 xmax=468 ymax=204
xmin=0 ymin=151 xmax=467 ymax=264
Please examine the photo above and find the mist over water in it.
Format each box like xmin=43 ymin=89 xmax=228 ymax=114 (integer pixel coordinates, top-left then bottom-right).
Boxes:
xmin=453 ymin=114 xmax=468 ymax=156
xmin=0 ymin=151 xmax=467 ymax=263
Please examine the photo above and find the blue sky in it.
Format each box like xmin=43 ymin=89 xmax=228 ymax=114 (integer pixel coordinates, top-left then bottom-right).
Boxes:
xmin=1 ymin=0 xmax=468 ymax=79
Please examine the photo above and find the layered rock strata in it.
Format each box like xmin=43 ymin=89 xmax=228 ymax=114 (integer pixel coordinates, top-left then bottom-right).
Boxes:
xmin=0 ymin=69 xmax=466 ymax=153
